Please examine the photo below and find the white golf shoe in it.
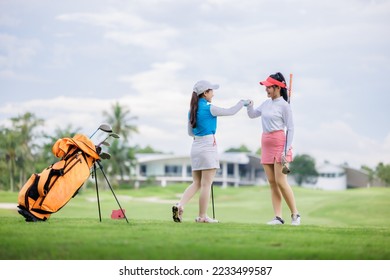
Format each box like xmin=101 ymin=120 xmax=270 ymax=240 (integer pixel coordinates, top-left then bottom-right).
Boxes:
xmin=291 ymin=214 xmax=301 ymax=226
xmin=195 ymin=216 xmax=219 ymax=223
xmin=266 ymin=216 xmax=285 ymax=225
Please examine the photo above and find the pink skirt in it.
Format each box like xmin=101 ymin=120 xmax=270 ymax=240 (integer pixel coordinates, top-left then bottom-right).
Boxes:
xmin=261 ymin=130 xmax=292 ymax=164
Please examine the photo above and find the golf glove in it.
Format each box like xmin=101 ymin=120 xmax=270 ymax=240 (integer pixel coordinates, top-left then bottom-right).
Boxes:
xmin=242 ymin=99 xmax=252 ymax=107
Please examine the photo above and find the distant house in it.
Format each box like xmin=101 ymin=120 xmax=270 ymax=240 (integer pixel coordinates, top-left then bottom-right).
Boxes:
xmin=344 ymin=166 xmax=384 ymax=188
xmin=131 ymin=155 xmax=383 ymax=190
xmin=132 ymin=152 xmax=266 ymax=188
xmin=301 ymin=162 xmax=384 ymax=190
xmin=302 ymin=163 xmax=347 ymax=190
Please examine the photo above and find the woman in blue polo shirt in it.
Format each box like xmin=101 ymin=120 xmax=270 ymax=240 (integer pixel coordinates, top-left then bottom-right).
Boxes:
xmin=172 ymin=80 xmax=249 ymax=223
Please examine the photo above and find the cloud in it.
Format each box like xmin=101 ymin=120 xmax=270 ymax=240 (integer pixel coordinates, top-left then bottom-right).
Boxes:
xmin=57 ymin=10 xmax=179 ymax=49
xmin=0 ymin=33 xmax=42 ymax=69
xmin=56 ymin=11 xmax=148 ymax=29
xmin=1 ymin=0 xmax=389 ymax=170
xmin=0 ymin=96 xmax=117 ymax=134
xmin=295 ymin=120 xmax=390 ymax=168
xmin=116 ymin=62 xmax=191 ymax=150
xmin=0 ymin=15 xmax=20 ymax=27
xmin=104 ymin=28 xmax=178 ymax=48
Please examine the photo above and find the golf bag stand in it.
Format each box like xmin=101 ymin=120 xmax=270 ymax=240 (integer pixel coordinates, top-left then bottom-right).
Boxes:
xmin=93 ymin=160 xmax=129 ymax=223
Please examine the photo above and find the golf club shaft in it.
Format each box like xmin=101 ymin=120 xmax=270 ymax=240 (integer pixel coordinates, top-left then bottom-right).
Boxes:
xmin=211 ymin=182 xmax=215 ymax=219
xmin=93 ymin=163 xmax=102 ymax=222
xmin=283 ymin=74 xmax=293 ymax=173
xmin=90 ymin=124 xmax=113 ymax=139
xmin=90 ymin=129 xmax=99 ymax=138
xmin=288 ymin=73 xmax=293 ymax=104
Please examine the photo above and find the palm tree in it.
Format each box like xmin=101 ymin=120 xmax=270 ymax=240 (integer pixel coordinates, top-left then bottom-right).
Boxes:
xmin=38 ymin=124 xmax=82 ymax=170
xmin=11 ymin=112 xmax=44 ymax=186
xmin=0 ymin=128 xmax=21 ymax=191
xmin=103 ymin=102 xmax=138 ymax=142
xmin=102 ymin=102 xmax=138 ymax=182
xmin=0 ymin=113 xmax=44 ymax=191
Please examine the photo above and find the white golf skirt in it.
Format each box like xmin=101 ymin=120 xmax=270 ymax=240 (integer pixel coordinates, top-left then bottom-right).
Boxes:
xmin=190 ymin=135 xmax=220 ymax=171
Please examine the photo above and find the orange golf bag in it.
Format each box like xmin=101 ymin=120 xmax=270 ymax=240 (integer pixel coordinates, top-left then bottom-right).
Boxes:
xmin=17 ymin=134 xmax=100 ymax=222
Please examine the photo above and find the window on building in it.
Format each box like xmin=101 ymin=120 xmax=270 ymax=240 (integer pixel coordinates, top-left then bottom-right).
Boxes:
xmin=140 ymin=165 xmax=147 ymax=176
xmin=239 ymin=164 xmax=248 ymax=179
xmin=227 ymin=163 xmax=234 ymax=177
xmin=319 ymin=172 xmax=345 ymax=178
xmin=165 ymin=165 xmax=182 ymax=177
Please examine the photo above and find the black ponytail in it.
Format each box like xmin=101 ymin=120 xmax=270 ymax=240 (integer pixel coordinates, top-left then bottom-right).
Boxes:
xmin=270 ymin=72 xmax=288 ymax=102
xmin=189 ymin=92 xmax=199 ymax=128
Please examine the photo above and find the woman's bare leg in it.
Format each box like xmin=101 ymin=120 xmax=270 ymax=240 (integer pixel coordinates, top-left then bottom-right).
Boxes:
xmin=263 ymin=164 xmax=283 ymax=218
xmin=274 ymin=162 xmax=298 ymax=215
xmin=198 ymin=169 xmax=216 ymax=218
xmin=179 ymin=170 xmax=202 ymax=206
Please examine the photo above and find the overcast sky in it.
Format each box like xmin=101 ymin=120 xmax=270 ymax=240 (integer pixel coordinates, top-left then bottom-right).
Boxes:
xmin=1 ymin=0 xmax=389 ymax=169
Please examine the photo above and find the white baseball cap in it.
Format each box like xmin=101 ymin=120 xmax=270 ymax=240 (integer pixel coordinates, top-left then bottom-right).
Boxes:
xmin=193 ymin=80 xmax=219 ymax=95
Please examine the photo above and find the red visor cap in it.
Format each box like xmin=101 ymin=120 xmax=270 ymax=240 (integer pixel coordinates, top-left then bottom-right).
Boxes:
xmin=259 ymin=77 xmax=286 ymax=88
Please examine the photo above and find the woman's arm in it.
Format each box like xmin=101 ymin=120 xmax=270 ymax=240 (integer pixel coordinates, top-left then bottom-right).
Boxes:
xmin=283 ymin=104 xmax=294 ymax=152
xmin=246 ymin=101 xmax=262 ymax=118
xmin=210 ymin=100 xmax=245 ymax=116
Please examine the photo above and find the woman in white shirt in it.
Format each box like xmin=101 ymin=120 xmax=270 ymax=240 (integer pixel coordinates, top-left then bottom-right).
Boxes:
xmin=247 ymin=72 xmax=301 ymax=226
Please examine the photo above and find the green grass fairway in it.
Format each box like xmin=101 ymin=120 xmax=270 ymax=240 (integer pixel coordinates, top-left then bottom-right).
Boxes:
xmin=1 ymin=184 xmax=389 ymax=260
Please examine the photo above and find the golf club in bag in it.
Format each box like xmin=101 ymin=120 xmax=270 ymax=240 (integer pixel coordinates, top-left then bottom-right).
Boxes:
xmin=282 ymin=73 xmax=293 ymax=175
xmin=17 ymin=124 xmax=128 ymax=223
xmin=89 ymin=123 xmax=113 ymax=138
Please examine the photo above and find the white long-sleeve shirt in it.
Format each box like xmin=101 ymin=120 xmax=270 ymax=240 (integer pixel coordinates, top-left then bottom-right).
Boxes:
xmin=247 ymin=97 xmax=294 ymax=152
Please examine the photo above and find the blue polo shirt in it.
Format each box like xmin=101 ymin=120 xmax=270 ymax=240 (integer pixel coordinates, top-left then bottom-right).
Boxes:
xmin=191 ymin=98 xmax=217 ymax=136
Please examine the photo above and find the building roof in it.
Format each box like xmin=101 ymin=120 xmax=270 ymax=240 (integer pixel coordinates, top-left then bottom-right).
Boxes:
xmin=135 ymin=153 xmax=188 ymax=163
xmin=317 ymin=163 xmax=345 ymax=173
xmin=135 ymin=152 xmax=261 ymax=166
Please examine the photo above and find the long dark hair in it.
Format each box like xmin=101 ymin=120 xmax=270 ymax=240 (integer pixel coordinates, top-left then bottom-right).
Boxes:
xmin=270 ymin=72 xmax=288 ymax=102
xmin=189 ymin=92 xmax=199 ymax=128
xmin=189 ymin=90 xmax=209 ymax=128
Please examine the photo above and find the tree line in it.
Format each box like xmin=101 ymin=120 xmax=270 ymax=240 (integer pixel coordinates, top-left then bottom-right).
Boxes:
xmin=0 ymin=102 xmax=141 ymax=191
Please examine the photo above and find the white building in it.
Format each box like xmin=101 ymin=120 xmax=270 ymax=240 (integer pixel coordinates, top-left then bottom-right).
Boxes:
xmin=130 ymin=156 xmax=383 ymax=190
xmin=132 ymin=152 xmax=266 ymax=188
xmin=302 ymin=163 xmax=347 ymax=191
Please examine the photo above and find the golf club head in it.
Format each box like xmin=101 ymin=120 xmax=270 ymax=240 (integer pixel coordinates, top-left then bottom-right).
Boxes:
xmin=90 ymin=123 xmax=113 ymax=138
xmin=109 ymin=133 xmax=120 ymax=139
xmin=100 ymin=141 xmax=110 ymax=147
xmin=100 ymin=152 xmax=111 ymax=160
xmin=95 ymin=146 xmax=102 ymax=155
xmin=99 ymin=123 xmax=113 ymax=133
xmin=96 ymin=133 xmax=120 ymax=147
xmin=282 ymin=165 xmax=290 ymax=174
